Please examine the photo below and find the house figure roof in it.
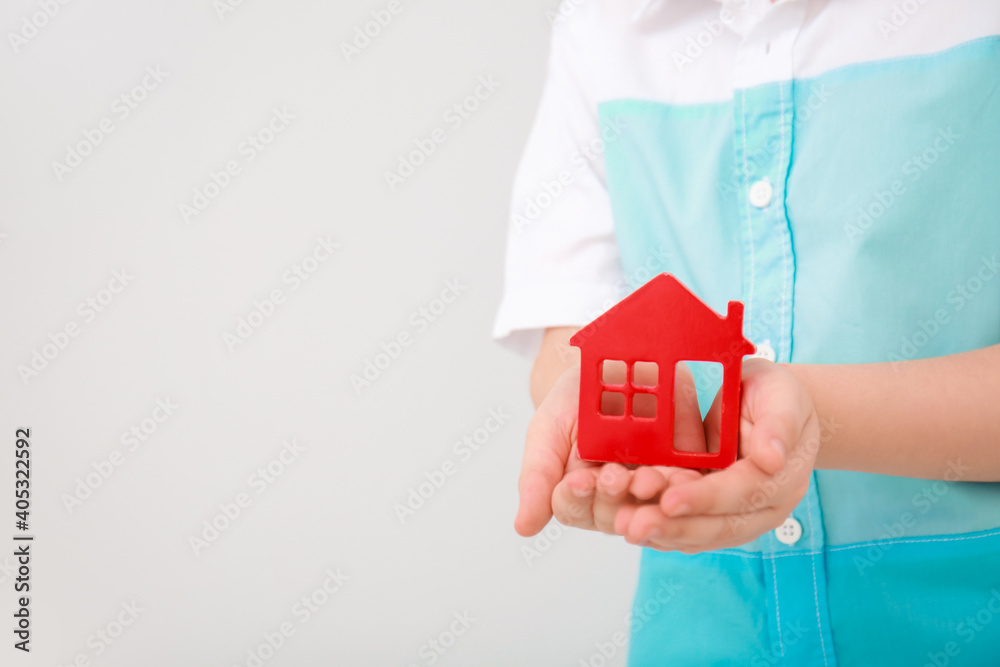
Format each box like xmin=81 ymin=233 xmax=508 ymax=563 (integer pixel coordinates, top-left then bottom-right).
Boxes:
xmin=570 ymin=274 xmax=755 ymax=361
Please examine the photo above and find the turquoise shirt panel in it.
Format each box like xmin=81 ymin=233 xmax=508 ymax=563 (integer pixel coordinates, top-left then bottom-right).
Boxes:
xmin=599 ymin=99 xmax=742 ymax=316
xmin=825 ymin=526 xmax=1000 ymax=666
xmin=788 ymin=37 xmax=1000 ymax=366
xmin=788 ymin=36 xmax=1000 ymax=547
xmin=632 ymin=530 xmax=1000 ymax=666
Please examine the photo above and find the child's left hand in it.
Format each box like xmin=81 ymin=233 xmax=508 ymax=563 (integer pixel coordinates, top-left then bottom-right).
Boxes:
xmin=541 ymin=359 xmax=821 ymax=553
xmin=612 ymin=358 xmax=820 ymax=553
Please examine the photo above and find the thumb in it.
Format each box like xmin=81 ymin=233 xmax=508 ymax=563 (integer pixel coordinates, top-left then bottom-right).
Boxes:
xmin=741 ymin=360 xmax=813 ymax=475
xmin=515 ymin=367 xmax=579 ymax=536
xmin=745 ymin=416 xmax=792 ymax=476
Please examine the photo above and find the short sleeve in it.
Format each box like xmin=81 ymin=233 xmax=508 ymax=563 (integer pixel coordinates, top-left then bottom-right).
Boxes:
xmin=492 ymin=16 xmax=625 ymax=359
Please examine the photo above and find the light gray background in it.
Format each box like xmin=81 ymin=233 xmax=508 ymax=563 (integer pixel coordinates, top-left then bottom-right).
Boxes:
xmin=0 ymin=1 xmax=640 ymax=665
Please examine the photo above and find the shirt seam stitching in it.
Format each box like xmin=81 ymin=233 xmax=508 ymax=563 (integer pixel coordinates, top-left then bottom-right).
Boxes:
xmin=707 ymin=527 xmax=1000 ymax=558
xmin=765 ymin=532 xmax=784 ymax=656
xmin=778 ymin=80 xmax=788 ymax=362
xmin=740 ymin=88 xmax=755 ymax=332
xmin=805 ymin=489 xmax=830 ymax=666
xmin=825 ymin=527 xmax=1000 ymax=552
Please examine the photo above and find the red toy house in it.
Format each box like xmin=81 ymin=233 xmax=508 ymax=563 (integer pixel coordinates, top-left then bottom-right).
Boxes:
xmin=569 ymin=274 xmax=755 ymax=469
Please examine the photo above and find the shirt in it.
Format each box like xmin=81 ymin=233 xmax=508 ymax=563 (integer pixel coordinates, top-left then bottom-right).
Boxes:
xmin=494 ymin=0 xmax=1000 ymax=664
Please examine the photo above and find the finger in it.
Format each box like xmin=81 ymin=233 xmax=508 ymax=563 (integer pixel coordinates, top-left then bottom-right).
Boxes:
xmin=658 ymin=458 xmax=782 ymax=518
xmin=614 ymin=503 xmax=639 ymax=537
xmin=516 ymin=367 xmax=580 ymax=537
xmin=629 ymin=466 xmax=696 ymax=501
xmin=740 ymin=359 xmax=813 ymax=475
xmin=551 ymin=467 xmax=600 ymax=530
xmin=617 ymin=468 xmax=703 ymax=538
xmin=663 ymin=468 xmax=704 ymax=490
xmin=627 ymin=504 xmax=788 ymax=551
xmin=629 ymin=467 xmax=669 ymax=501
xmin=597 ymin=462 xmax=632 ymax=496
xmin=625 ymin=504 xmax=725 ymax=546
xmin=673 ymin=362 xmax=708 ymax=453
xmin=593 ymin=463 xmax=633 ymax=533
xmin=564 ymin=443 xmax=595 ymax=474
xmin=745 ymin=416 xmax=796 ymax=477
xmin=703 ymin=389 xmax=723 ymax=454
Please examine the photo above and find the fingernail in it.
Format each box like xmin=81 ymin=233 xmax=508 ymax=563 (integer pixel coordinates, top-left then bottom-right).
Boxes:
xmin=670 ymin=503 xmax=690 ymax=518
xmin=662 ymin=493 xmax=688 ymax=517
xmin=572 ymin=484 xmax=593 ymax=498
xmin=770 ymin=438 xmax=786 ymax=458
xmin=639 ymin=528 xmax=661 ymax=547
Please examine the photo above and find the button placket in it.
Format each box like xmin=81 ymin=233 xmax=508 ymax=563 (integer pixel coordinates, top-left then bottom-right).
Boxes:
xmin=731 ymin=2 xmax=837 ymax=664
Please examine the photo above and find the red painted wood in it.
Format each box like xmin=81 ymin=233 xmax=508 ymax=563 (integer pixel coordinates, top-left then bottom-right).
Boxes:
xmin=569 ymin=274 xmax=755 ymax=469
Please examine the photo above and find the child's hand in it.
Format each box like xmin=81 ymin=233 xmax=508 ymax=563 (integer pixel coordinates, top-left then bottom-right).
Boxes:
xmin=513 ymin=363 xmax=711 ymax=537
xmin=514 ymin=365 xmax=602 ymax=536
xmin=614 ymin=359 xmax=819 ymax=553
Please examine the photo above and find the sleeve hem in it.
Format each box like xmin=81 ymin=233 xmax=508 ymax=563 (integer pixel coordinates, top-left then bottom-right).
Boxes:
xmin=492 ymin=281 xmax=624 ymax=359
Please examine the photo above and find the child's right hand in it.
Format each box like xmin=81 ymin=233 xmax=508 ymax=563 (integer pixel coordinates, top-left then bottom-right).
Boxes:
xmin=513 ymin=364 xmax=705 ymax=537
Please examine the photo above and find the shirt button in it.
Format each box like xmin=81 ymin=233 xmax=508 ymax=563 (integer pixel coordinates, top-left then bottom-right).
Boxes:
xmin=754 ymin=340 xmax=776 ymax=362
xmin=749 ymin=179 xmax=773 ymax=208
xmin=775 ymin=517 xmax=803 ymax=546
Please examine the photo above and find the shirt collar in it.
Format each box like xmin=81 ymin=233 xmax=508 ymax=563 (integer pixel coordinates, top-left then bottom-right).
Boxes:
xmin=632 ymin=0 xmax=789 ymax=37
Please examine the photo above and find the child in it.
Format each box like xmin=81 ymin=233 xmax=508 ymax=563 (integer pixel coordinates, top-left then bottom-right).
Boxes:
xmin=494 ymin=0 xmax=1000 ymax=664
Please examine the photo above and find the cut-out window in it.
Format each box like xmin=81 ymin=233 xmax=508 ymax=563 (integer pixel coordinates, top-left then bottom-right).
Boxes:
xmin=598 ymin=359 xmax=661 ymax=419
xmin=601 ymin=359 xmax=627 ymax=385
xmin=600 ymin=391 xmax=626 ymax=416
xmin=632 ymin=392 xmax=657 ymax=419
xmin=633 ymin=361 xmax=658 ymax=388
xmin=672 ymin=360 xmax=724 ymax=452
